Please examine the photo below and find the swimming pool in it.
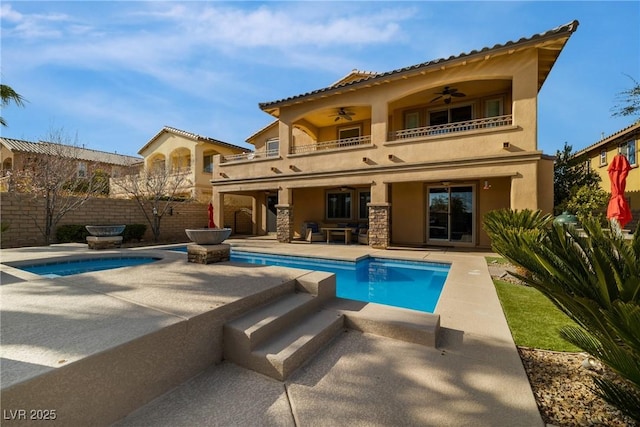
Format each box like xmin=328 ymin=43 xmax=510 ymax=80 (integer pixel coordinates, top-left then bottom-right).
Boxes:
xmin=231 ymin=251 xmax=449 ymax=313
xmin=15 ymin=256 xmax=160 ymax=278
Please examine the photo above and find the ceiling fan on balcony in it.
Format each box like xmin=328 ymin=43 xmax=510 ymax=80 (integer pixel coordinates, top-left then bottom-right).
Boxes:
xmin=430 ymin=86 xmax=466 ymax=104
xmin=330 ymin=107 xmax=355 ymax=122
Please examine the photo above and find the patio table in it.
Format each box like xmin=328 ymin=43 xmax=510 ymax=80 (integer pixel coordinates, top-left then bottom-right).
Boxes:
xmin=321 ymin=227 xmax=352 ymax=244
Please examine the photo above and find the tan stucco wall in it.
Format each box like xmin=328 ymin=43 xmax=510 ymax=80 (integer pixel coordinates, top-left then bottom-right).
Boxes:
xmin=214 ymin=46 xmax=558 ymax=247
xmin=391 ymin=182 xmax=425 ymax=246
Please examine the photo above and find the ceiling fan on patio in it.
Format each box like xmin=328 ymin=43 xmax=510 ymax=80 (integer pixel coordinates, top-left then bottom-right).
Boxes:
xmin=330 ymin=107 xmax=355 ymax=122
xmin=430 ymin=86 xmax=466 ymax=104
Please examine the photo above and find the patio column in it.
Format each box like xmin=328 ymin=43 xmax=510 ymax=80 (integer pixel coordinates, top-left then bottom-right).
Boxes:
xmin=370 ymin=100 xmax=388 ymax=145
xmin=276 ymin=205 xmax=293 ymax=243
xmin=368 ymin=181 xmax=390 ymax=249
xmin=276 ymin=187 xmax=293 ymax=243
xmin=212 ymin=190 xmax=224 ymax=229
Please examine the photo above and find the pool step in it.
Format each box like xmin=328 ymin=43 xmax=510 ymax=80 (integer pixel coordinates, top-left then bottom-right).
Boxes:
xmin=224 ymin=271 xmax=345 ymax=380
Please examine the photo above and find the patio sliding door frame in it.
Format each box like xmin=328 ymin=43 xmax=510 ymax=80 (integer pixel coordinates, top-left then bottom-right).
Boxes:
xmin=425 ymin=182 xmax=476 ymax=246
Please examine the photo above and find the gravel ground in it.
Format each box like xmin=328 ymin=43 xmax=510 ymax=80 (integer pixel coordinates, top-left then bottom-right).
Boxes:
xmin=518 ymin=348 xmax=638 ymax=427
xmin=489 ymin=263 xmax=637 ymax=426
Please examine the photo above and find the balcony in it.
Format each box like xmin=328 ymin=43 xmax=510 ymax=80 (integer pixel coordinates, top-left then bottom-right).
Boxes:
xmin=390 ymin=115 xmax=513 ymax=141
xmin=290 ymin=135 xmax=372 ymax=155
xmin=222 ymin=149 xmax=279 ymax=163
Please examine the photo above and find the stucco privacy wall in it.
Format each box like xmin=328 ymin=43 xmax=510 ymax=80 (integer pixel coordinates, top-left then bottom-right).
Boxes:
xmin=0 ymin=193 xmax=210 ymax=248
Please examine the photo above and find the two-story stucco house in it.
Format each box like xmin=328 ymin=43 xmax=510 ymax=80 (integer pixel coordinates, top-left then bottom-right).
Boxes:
xmin=574 ymin=121 xmax=639 ymax=226
xmin=126 ymin=126 xmax=251 ymax=203
xmin=0 ymin=137 xmax=142 ymax=192
xmin=211 ymin=21 xmax=579 ymax=249
xmin=111 ymin=126 xmax=255 ymax=233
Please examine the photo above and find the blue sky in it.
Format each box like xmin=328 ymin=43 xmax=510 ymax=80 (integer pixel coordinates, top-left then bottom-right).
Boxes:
xmin=1 ymin=1 xmax=638 ymax=158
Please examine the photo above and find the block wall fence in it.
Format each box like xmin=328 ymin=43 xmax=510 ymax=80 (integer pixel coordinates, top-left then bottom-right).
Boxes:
xmin=0 ymin=193 xmax=253 ymax=248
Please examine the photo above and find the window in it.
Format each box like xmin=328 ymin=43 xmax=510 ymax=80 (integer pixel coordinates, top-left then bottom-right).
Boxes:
xmin=429 ymin=105 xmax=472 ymax=125
xmin=338 ymin=126 xmax=361 ymax=140
xmin=203 ymin=154 xmax=214 ymax=173
xmin=599 ymin=150 xmax=607 ymax=166
xmin=404 ymin=111 xmax=421 ymax=129
xmin=358 ymin=190 xmax=371 ymax=221
xmin=620 ymin=140 xmax=637 ymax=165
xmin=77 ymin=162 xmax=87 ymax=178
xmin=485 ymin=99 xmax=503 ymax=117
xmin=429 ymin=110 xmax=448 ymax=126
xmin=450 ymin=105 xmax=472 ymax=123
xmin=585 ymin=160 xmax=591 ymax=174
xmin=326 ymin=190 xmax=352 ymax=221
xmin=266 ymin=139 xmax=279 ymax=157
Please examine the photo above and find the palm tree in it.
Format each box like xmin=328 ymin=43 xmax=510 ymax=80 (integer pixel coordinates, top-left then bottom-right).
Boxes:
xmin=1 ymin=83 xmax=26 ymax=126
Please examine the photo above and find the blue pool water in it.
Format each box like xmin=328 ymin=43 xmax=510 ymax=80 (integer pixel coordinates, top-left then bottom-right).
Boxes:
xmin=231 ymin=251 xmax=449 ymax=313
xmin=18 ymin=257 xmax=160 ymax=278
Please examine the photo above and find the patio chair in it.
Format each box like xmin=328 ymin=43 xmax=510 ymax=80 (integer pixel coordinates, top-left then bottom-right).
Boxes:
xmin=358 ymin=228 xmax=369 ymax=245
xmin=301 ymin=222 xmax=324 ymax=243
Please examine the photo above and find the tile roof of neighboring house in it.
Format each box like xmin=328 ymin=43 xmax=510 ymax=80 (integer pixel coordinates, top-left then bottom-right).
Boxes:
xmin=574 ymin=121 xmax=640 ymax=157
xmin=0 ymin=137 xmax=142 ymax=166
xmin=259 ymin=20 xmax=579 ymax=113
xmin=245 ymin=120 xmax=277 ymax=143
xmin=138 ymin=126 xmax=248 ymax=155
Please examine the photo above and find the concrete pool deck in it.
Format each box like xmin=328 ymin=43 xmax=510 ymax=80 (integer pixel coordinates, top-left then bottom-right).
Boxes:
xmin=0 ymin=238 xmax=543 ymax=426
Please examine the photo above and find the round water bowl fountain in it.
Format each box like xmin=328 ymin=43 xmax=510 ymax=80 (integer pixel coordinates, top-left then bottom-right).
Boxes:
xmin=185 ymin=228 xmax=232 ymax=245
xmin=85 ymin=225 xmax=126 ymax=250
xmin=86 ymin=225 xmax=126 ymax=236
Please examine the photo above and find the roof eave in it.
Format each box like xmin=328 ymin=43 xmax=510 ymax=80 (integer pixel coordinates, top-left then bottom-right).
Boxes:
xmin=258 ymin=20 xmax=579 ymax=113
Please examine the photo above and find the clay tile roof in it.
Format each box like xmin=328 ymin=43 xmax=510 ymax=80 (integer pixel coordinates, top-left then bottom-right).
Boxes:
xmin=139 ymin=126 xmax=248 ymax=155
xmin=259 ymin=20 xmax=579 ymax=112
xmin=574 ymin=121 xmax=640 ymax=157
xmin=0 ymin=137 xmax=142 ymax=166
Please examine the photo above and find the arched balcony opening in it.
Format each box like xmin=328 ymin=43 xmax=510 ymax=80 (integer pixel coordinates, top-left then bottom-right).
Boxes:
xmin=290 ymin=105 xmax=372 ymax=154
xmin=388 ymin=79 xmax=513 ymax=140
xmin=147 ymin=154 xmax=166 ymax=173
xmin=170 ymin=148 xmax=191 ymax=173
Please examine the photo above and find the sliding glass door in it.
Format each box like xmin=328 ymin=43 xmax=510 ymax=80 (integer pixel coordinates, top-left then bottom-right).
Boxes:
xmin=427 ymin=185 xmax=474 ymax=244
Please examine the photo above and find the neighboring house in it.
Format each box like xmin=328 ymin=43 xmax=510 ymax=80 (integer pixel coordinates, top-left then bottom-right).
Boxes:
xmin=0 ymin=137 xmax=141 ymax=192
xmin=214 ymin=21 xmax=578 ymax=248
xmin=112 ymin=126 xmax=254 ymax=233
xmin=574 ymin=121 xmax=639 ymax=214
xmin=112 ymin=126 xmax=250 ymax=203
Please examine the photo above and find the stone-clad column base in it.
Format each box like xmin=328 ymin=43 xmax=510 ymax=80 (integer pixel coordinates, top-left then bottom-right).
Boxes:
xmin=276 ymin=204 xmax=293 ymax=243
xmin=368 ymin=203 xmax=390 ymax=249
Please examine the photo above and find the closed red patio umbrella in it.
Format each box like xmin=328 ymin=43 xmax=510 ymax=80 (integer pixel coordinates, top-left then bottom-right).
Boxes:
xmin=208 ymin=202 xmax=216 ymax=229
xmin=606 ymin=154 xmax=632 ymax=228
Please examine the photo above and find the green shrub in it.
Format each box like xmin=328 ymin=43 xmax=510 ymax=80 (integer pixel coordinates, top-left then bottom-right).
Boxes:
xmin=55 ymin=224 xmax=89 ymax=243
xmin=484 ymin=209 xmax=640 ymax=422
xmin=123 ymin=224 xmax=146 ymax=242
xmin=566 ymin=184 xmax=609 ymax=225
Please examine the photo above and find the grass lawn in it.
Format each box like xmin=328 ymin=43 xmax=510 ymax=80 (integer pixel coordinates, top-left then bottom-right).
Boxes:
xmin=494 ymin=278 xmax=582 ymax=352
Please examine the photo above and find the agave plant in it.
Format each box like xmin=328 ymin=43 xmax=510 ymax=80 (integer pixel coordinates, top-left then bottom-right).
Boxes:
xmin=484 ymin=209 xmax=640 ymax=421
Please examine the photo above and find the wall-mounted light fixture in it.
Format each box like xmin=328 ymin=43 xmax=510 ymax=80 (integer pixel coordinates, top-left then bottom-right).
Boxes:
xmin=219 ymin=172 xmax=228 ymax=178
xmin=483 ymin=180 xmax=491 ymax=190
xmin=388 ymin=154 xmax=395 ymax=161
xmin=271 ymin=167 xmax=279 ymax=173
xmin=362 ymin=157 xmax=369 ymax=163
xmin=502 ymin=142 xmax=511 ymax=149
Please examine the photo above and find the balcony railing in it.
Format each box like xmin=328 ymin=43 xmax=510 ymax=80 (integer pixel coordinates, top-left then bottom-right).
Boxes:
xmin=222 ymin=149 xmax=279 ymax=163
xmin=291 ymin=135 xmax=372 ymax=154
xmin=390 ymin=114 xmax=513 ymax=141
